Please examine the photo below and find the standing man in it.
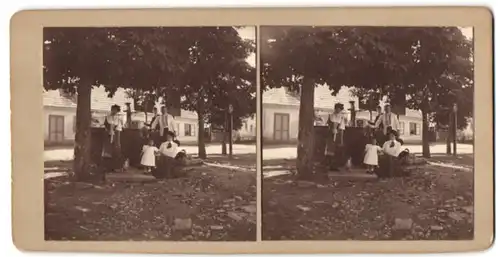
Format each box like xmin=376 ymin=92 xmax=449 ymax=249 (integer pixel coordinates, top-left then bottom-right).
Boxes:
xmin=368 ymin=106 xmax=385 ymax=144
xmin=146 ymin=107 xmax=161 ymax=146
xmin=375 ymin=104 xmax=403 ymax=144
xmin=148 ymin=107 xmax=160 ymax=129
xmin=375 ymin=104 xmax=399 ymax=136
xmin=368 ymin=106 xmax=383 ymax=129
xmin=151 ymin=106 xmax=176 ymax=141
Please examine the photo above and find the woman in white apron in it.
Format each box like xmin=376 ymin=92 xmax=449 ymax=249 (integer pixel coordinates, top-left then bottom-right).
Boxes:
xmin=102 ymin=104 xmax=124 ymax=172
xmin=325 ymin=103 xmax=348 ymax=156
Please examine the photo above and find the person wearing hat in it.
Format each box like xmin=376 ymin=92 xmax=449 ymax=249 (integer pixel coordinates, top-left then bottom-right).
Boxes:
xmin=324 ymin=103 xmax=349 ymax=171
xmin=382 ymin=129 xmax=402 ymax=157
xmin=367 ymin=105 xmax=386 ymax=145
xmin=102 ymin=104 xmax=125 ymax=172
xmin=329 ymin=103 xmax=348 ymax=145
xmin=375 ymin=104 xmax=400 ymax=138
xmin=158 ymin=131 xmax=180 ymax=158
xmin=151 ymin=106 xmax=176 ymax=142
xmin=154 ymin=130 xmax=187 ymax=178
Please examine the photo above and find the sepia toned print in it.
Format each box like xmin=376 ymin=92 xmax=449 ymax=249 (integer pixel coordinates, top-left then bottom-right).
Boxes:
xmin=43 ymin=26 xmax=257 ymax=241
xmin=11 ymin=7 xmax=493 ymax=253
xmin=261 ymin=26 xmax=475 ymax=240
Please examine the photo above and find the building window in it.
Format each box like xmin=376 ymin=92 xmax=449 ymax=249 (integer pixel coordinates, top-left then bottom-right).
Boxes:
xmin=48 ymin=115 xmax=65 ymax=142
xmin=244 ymin=122 xmax=248 ymax=131
xmin=409 ymin=122 xmax=420 ymax=135
xmin=399 ymin=121 xmax=405 ymax=135
xmin=73 ymin=116 xmax=77 ymax=133
xmin=184 ymin=123 xmax=194 ymax=136
xmin=250 ymin=124 xmax=253 ymax=133
xmin=176 ymin=123 xmax=181 ymax=136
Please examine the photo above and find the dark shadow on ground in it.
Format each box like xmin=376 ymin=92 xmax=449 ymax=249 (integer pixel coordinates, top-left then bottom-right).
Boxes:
xmin=262 ymin=158 xmax=474 ymax=240
xmin=45 ymin=161 xmax=257 ymax=241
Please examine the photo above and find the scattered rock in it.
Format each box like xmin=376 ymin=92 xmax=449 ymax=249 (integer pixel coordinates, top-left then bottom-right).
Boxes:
xmin=75 ymin=206 xmax=90 ymax=213
xmin=456 ymin=196 xmax=465 ymax=201
xmin=182 ymin=235 xmax=194 ymax=240
xmin=417 ymin=214 xmax=430 ymax=220
xmin=240 ymin=205 xmax=256 ymax=213
xmin=228 ymin=212 xmax=244 ymax=221
xmin=296 ymin=205 xmax=311 ymax=211
xmin=210 ymin=225 xmax=224 ymax=230
xmin=313 ymin=200 xmax=327 ymax=204
xmin=173 ymin=218 xmax=192 ymax=230
xmin=392 ymin=218 xmax=413 ymax=230
xmin=448 ymin=212 xmax=464 ymax=222
xmin=438 ymin=209 xmax=447 ymax=213
xmin=234 ymin=195 xmax=243 ymax=201
xmin=430 ymin=225 xmax=444 ymax=231
xmin=297 ymin=180 xmax=316 ymax=188
xmin=461 ymin=206 xmax=473 ymax=214
xmin=332 ymin=202 xmax=340 ymax=208
xmin=75 ymin=182 xmax=94 ymax=190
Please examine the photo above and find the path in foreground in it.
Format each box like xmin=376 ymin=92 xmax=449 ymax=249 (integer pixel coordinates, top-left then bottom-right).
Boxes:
xmin=45 ymin=161 xmax=257 ymax=241
xmin=262 ymin=156 xmax=474 ymax=240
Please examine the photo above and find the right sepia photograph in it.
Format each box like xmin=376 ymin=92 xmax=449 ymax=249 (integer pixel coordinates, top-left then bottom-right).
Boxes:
xmin=260 ymin=26 xmax=474 ymax=240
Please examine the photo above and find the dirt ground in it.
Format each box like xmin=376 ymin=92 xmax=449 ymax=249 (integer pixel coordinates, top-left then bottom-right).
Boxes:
xmin=45 ymin=155 xmax=257 ymax=241
xmin=262 ymin=154 xmax=474 ymax=240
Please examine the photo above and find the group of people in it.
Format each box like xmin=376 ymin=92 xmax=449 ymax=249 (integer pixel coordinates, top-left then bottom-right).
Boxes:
xmin=140 ymin=106 xmax=186 ymax=175
xmin=101 ymin=104 xmax=185 ymax=176
xmin=363 ymin=104 xmax=409 ymax=175
xmin=318 ymin=102 xmax=408 ymax=176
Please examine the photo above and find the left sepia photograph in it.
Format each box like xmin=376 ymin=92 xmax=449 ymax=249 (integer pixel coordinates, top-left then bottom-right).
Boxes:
xmin=43 ymin=26 xmax=257 ymax=241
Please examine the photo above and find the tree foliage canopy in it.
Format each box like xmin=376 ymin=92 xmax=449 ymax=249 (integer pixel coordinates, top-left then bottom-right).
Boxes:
xmin=261 ymin=26 xmax=473 ymax=176
xmin=176 ymin=27 xmax=256 ymax=129
xmin=261 ymin=26 xmax=414 ymax=95
xmin=43 ymin=27 xmax=191 ymax=97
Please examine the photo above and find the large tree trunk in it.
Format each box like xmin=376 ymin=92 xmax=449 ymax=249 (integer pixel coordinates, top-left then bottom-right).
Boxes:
xmin=197 ymin=110 xmax=207 ymax=159
xmin=73 ymin=85 xmax=94 ymax=182
xmin=421 ymin=108 xmax=431 ymax=158
xmin=296 ymin=79 xmax=315 ymax=180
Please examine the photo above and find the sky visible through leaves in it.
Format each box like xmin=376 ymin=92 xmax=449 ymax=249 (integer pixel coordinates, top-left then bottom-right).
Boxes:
xmin=236 ymin=26 xmax=256 ymax=68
